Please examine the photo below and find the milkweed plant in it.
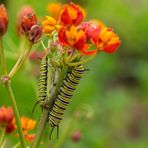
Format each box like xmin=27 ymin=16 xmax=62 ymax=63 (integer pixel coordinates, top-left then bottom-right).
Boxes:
xmin=0 ymin=2 xmax=121 ymax=148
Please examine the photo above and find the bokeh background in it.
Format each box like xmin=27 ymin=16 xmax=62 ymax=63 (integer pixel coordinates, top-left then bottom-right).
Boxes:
xmin=0 ymin=0 xmax=148 ymax=147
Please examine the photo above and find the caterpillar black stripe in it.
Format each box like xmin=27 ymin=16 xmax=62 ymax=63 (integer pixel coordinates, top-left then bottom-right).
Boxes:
xmin=48 ymin=65 xmax=84 ymax=138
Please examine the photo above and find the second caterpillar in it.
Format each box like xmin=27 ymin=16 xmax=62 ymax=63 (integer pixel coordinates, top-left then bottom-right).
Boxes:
xmin=48 ymin=64 xmax=84 ymax=138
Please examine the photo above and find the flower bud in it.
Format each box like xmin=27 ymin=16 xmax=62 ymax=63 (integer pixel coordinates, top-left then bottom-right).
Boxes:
xmin=28 ymin=25 xmax=42 ymax=43
xmin=71 ymin=130 xmax=81 ymax=143
xmin=21 ymin=13 xmax=37 ymax=33
xmin=0 ymin=4 xmax=8 ymax=36
xmin=16 ymin=5 xmax=35 ymax=35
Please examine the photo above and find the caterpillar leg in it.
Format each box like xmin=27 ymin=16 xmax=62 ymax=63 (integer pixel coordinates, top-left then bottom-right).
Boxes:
xmin=84 ymin=68 xmax=90 ymax=71
xmin=49 ymin=126 xmax=55 ymax=140
xmin=32 ymin=99 xmax=44 ymax=113
xmin=57 ymin=125 xmax=59 ymax=139
xmin=49 ymin=125 xmax=59 ymax=140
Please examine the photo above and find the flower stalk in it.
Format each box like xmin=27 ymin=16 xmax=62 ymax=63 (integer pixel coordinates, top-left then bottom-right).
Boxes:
xmin=0 ymin=129 xmax=5 ymax=146
xmin=9 ymin=40 xmax=32 ymax=78
xmin=0 ymin=37 xmax=7 ymax=75
xmin=5 ymin=82 xmax=26 ymax=148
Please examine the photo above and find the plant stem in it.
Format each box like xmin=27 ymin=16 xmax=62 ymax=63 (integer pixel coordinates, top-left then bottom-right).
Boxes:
xmin=68 ymin=53 xmax=96 ymax=66
xmin=0 ymin=37 xmax=7 ymax=75
xmin=31 ymin=110 xmax=48 ymax=148
xmin=31 ymin=67 xmax=67 ymax=148
xmin=9 ymin=42 xmax=32 ymax=78
xmin=12 ymin=142 xmax=20 ymax=148
xmin=5 ymin=82 xmax=26 ymax=148
xmin=0 ymin=129 xmax=5 ymax=146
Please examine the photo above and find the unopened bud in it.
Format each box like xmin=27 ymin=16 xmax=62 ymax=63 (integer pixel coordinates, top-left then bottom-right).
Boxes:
xmin=16 ymin=6 xmax=35 ymax=35
xmin=0 ymin=4 xmax=8 ymax=36
xmin=71 ymin=130 xmax=81 ymax=143
xmin=21 ymin=13 xmax=37 ymax=33
xmin=28 ymin=25 xmax=42 ymax=43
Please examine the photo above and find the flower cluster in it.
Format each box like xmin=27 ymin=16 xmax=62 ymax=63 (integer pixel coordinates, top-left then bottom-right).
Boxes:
xmin=0 ymin=106 xmax=15 ymax=133
xmin=42 ymin=2 xmax=121 ymax=59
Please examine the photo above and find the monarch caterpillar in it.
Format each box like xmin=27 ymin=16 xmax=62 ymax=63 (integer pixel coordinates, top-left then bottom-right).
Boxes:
xmin=32 ymin=55 xmax=58 ymax=112
xmin=48 ymin=64 xmax=84 ymax=139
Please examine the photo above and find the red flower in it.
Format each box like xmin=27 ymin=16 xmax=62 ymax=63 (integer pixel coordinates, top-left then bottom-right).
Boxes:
xmin=0 ymin=106 xmax=15 ymax=133
xmin=16 ymin=5 xmax=35 ymax=35
xmin=25 ymin=134 xmax=35 ymax=143
xmin=92 ymin=27 xmax=121 ymax=53
xmin=0 ymin=106 xmax=14 ymax=125
xmin=5 ymin=122 xmax=15 ymax=133
xmin=60 ymin=2 xmax=85 ymax=26
xmin=79 ymin=22 xmax=101 ymax=41
xmin=0 ymin=4 xmax=8 ymax=36
xmin=58 ymin=26 xmax=97 ymax=56
xmin=21 ymin=13 xmax=37 ymax=33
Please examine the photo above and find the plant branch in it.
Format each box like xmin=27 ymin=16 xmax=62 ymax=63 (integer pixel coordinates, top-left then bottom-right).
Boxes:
xmin=0 ymin=37 xmax=7 ymax=75
xmin=5 ymin=82 xmax=26 ymax=148
xmin=68 ymin=54 xmax=96 ymax=66
xmin=9 ymin=42 xmax=32 ymax=78
xmin=0 ymin=129 xmax=5 ymax=146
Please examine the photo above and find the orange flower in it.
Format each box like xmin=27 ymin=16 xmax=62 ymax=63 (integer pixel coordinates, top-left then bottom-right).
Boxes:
xmin=25 ymin=134 xmax=35 ymax=143
xmin=60 ymin=2 xmax=85 ymax=26
xmin=42 ymin=16 xmax=60 ymax=35
xmin=20 ymin=116 xmax=36 ymax=143
xmin=0 ymin=4 xmax=8 ymax=36
xmin=92 ymin=27 xmax=121 ymax=53
xmin=58 ymin=26 xmax=97 ymax=56
xmin=0 ymin=106 xmax=15 ymax=133
xmin=47 ymin=3 xmax=63 ymax=21
xmin=21 ymin=116 xmax=36 ymax=131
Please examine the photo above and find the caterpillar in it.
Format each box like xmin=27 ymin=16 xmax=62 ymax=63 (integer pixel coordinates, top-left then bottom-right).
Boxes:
xmin=32 ymin=55 xmax=58 ymax=112
xmin=48 ymin=64 xmax=84 ymax=139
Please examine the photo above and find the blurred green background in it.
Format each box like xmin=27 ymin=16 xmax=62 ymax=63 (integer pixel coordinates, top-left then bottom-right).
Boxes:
xmin=0 ymin=0 xmax=148 ymax=147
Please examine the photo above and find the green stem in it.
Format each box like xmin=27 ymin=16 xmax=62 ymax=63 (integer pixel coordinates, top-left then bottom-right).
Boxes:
xmin=5 ymin=82 xmax=26 ymax=148
xmin=0 ymin=37 xmax=7 ymax=75
xmin=68 ymin=54 xmax=96 ymax=66
xmin=31 ymin=66 xmax=67 ymax=148
xmin=12 ymin=142 xmax=20 ymax=148
xmin=0 ymin=129 xmax=5 ymax=146
xmin=31 ymin=110 xmax=48 ymax=148
xmin=1 ymin=139 xmax=6 ymax=148
xmin=9 ymin=42 xmax=32 ymax=78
